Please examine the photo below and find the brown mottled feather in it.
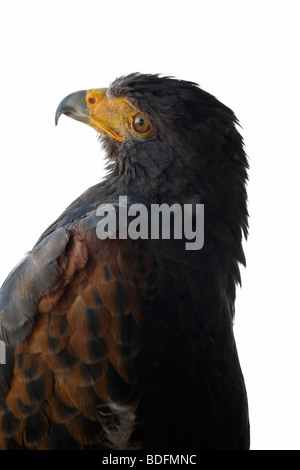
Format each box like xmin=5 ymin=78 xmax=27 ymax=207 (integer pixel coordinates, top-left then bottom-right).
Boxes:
xmin=0 ymin=212 xmax=159 ymax=449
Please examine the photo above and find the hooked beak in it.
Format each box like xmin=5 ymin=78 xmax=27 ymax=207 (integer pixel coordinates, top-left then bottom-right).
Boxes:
xmin=55 ymin=90 xmax=89 ymax=126
xmin=55 ymin=88 xmax=143 ymax=143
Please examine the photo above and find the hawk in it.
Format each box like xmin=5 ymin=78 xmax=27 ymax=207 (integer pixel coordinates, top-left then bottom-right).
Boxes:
xmin=0 ymin=73 xmax=249 ymax=450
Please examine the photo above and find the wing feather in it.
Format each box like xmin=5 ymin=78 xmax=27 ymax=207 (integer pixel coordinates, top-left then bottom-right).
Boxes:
xmin=0 ymin=211 xmax=160 ymax=449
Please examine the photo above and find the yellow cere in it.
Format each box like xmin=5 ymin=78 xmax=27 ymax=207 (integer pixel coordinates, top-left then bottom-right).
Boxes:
xmin=85 ymin=89 xmax=153 ymax=142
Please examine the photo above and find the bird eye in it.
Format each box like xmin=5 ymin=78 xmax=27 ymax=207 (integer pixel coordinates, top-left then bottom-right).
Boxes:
xmin=131 ymin=113 xmax=152 ymax=135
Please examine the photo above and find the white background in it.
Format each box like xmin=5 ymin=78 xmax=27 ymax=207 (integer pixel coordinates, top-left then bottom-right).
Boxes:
xmin=0 ymin=0 xmax=299 ymax=450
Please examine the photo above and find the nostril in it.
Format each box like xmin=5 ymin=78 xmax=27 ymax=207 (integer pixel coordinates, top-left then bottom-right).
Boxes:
xmin=88 ymin=97 xmax=96 ymax=105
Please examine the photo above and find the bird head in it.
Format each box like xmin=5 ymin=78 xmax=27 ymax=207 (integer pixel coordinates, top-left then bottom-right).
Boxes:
xmin=55 ymin=73 xmax=248 ymax=251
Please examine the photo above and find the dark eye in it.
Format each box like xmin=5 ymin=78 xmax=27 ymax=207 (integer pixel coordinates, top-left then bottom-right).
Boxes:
xmin=131 ymin=113 xmax=152 ymax=134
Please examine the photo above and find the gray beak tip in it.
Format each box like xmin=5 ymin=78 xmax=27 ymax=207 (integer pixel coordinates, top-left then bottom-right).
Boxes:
xmin=55 ymin=90 xmax=88 ymax=127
